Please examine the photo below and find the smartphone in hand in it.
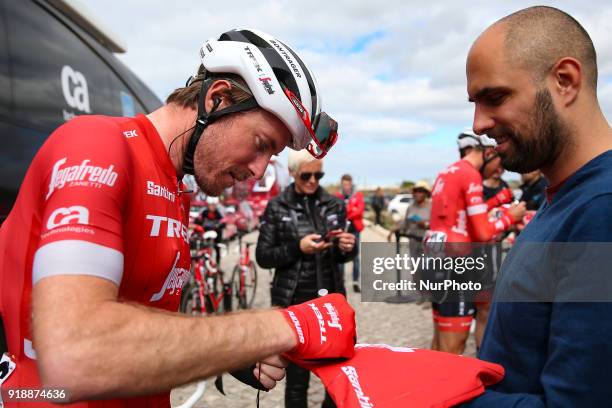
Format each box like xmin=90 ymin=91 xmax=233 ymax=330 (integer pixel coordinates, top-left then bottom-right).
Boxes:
xmin=324 ymin=229 xmax=343 ymax=242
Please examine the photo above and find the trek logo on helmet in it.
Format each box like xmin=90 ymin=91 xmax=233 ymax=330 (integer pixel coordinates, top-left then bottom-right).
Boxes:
xmin=245 ymin=46 xmax=275 ymax=94
xmin=244 ymin=46 xmax=264 ymax=73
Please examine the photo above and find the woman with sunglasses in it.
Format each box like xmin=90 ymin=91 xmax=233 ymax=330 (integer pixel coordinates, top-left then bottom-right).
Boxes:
xmin=256 ymin=149 xmax=356 ymax=408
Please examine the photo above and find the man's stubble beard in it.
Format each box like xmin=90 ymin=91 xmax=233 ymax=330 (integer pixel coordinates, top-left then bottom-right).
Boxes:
xmin=193 ymin=126 xmax=226 ymax=196
xmin=493 ymin=88 xmax=571 ymax=174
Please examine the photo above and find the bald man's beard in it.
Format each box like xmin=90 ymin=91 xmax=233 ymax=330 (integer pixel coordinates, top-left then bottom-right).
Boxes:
xmin=488 ymin=88 xmax=570 ymax=174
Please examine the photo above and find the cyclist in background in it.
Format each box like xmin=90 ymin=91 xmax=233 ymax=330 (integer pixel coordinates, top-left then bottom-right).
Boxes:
xmin=196 ymin=196 xmax=225 ymax=264
xmin=426 ymin=130 xmax=525 ymax=354
xmin=197 ymin=197 xmax=223 ymax=228
xmin=0 ymin=29 xmax=354 ymax=407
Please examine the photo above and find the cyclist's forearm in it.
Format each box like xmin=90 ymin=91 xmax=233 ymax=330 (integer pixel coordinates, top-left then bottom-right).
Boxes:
xmin=33 ymin=278 xmax=295 ymax=401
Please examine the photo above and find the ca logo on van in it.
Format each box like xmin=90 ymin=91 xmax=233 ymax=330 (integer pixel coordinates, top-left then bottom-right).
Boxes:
xmin=61 ymin=65 xmax=91 ymax=113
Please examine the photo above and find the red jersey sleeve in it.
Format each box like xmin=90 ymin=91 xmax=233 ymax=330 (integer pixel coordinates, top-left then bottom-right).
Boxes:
xmin=33 ymin=116 xmax=131 ymax=278
xmin=485 ymin=187 xmax=513 ymax=210
xmin=463 ymin=171 xmax=512 ymax=242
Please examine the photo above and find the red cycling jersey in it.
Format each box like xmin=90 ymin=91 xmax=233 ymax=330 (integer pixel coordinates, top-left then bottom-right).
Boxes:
xmin=298 ymin=344 xmax=504 ymax=408
xmin=427 ymin=159 xmax=513 ymax=244
xmin=0 ymin=114 xmax=191 ymax=407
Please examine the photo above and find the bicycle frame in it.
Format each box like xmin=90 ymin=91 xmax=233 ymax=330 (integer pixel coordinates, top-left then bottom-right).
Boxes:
xmin=187 ymin=233 xmax=229 ymax=315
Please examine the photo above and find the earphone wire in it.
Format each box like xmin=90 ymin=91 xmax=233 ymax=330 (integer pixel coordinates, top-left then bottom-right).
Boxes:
xmin=168 ymin=123 xmax=197 ymax=158
xmin=169 ymin=124 xmax=197 ymax=195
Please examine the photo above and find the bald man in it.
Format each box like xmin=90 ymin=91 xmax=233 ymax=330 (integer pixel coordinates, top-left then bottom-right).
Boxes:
xmin=463 ymin=6 xmax=612 ymax=407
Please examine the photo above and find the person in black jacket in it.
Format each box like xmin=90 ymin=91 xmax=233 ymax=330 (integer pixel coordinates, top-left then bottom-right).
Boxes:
xmin=256 ymin=149 xmax=356 ymax=408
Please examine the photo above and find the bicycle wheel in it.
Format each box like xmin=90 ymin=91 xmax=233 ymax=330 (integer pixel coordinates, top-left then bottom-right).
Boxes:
xmin=181 ymin=281 xmax=204 ymax=315
xmin=179 ymin=280 xmax=191 ymax=313
xmin=244 ymin=261 xmax=257 ymax=308
xmin=232 ymin=262 xmax=258 ymax=310
xmin=230 ymin=265 xmax=244 ymax=311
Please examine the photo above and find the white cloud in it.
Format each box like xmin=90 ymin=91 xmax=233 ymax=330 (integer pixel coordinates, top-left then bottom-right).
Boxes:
xmin=79 ymin=0 xmax=612 ymax=186
xmin=339 ymin=114 xmax=436 ymax=140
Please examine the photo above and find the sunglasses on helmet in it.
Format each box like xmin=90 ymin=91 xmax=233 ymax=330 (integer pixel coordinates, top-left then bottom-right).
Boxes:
xmin=284 ymin=88 xmax=338 ymax=159
xmin=298 ymin=171 xmax=325 ymax=182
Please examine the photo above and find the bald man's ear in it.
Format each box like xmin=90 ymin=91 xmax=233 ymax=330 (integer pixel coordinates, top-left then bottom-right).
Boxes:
xmin=551 ymin=57 xmax=582 ymax=106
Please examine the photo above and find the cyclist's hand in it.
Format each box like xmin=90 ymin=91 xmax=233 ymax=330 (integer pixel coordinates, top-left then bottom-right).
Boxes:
xmin=253 ymin=355 xmax=289 ymax=390
xmin=300 ymin=234 xmax=332 ymax=254
xmin=282 ymin=293 xmax=356 ymax=361
xmin=337 ymin=232 xmax=355 ymax=252
xmin=507 ymin=201 xmax=527 ymax=223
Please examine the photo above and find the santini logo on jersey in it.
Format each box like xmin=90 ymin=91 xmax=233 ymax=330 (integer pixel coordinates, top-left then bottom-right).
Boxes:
xmin=341 ymin=366 xmax=374 ymax=408
xmin=47 ymin=158 xmax=118 ymax=199
xmin=286 ymin=311 xmax=305 ymax=344
xmin=147 ymin=181 xmax=176 ymax=202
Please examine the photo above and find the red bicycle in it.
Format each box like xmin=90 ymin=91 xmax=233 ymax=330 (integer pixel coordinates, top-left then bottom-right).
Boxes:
xmin=181 ymin=227 xmax=231 ymax=315
xmin=230 ymin=232 xmax=258 ymax=310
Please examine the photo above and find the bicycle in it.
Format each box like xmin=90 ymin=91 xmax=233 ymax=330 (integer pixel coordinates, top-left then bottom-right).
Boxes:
xmin=230 ymin=232 xmax=258 ymax=311
xmin=180 ymin=227 xmax=232 ymax=315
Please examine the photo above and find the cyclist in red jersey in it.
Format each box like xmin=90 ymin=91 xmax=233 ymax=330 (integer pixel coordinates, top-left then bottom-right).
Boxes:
xmin=426 ymin=130 xmax=526 ymax=354
xmin=0 ymin=29 xmax=356 ymax=407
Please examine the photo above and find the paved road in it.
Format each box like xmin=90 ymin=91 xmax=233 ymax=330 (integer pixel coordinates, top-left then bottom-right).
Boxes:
xmin=171 ymin=224 xmax=477 ymax=407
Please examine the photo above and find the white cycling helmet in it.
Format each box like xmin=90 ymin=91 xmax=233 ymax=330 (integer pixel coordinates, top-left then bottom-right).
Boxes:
xmin=203 ymin=230 xmax=218 ymax=241
xmin=182 ymin=29 xmax=338 ymax=174
xmin=457 ymin=129 xmax=499 ymax=173
xmin=206 ymin=196 xmax=219 ymax=205
xmin=457 ymin=129 xmax=496 ymax=149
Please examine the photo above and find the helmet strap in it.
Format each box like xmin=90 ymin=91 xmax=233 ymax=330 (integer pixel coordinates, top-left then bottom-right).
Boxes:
xmin=182 ymin=79 xmax=259 ymax=175
xmin=480 ymin=149 xmax=499 ymax=176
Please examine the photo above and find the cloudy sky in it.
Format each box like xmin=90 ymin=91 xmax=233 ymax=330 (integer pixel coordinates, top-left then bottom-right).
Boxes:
xmin=80 ymin=0 xmax=612 ymax=188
